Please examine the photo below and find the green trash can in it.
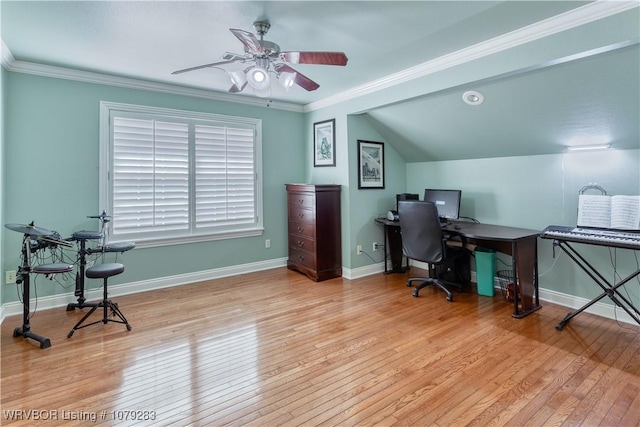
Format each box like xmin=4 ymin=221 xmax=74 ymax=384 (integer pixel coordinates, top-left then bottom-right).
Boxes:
xmin=474 ymin=247 xmax=496 ymax=296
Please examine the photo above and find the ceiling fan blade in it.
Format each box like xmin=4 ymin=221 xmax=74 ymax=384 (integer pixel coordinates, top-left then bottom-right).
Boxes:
xmin=230 ymin=28 xmax=264 ymax=54
xmin=280 ymin=51 xmax=348 ymax=66
xmin=222 ymin=52 xmax=249 ymax=62
xmin=171 ymin=60 xmax=237 ymax=75
xmin=275 ymin=64 xmax=320 ymax=91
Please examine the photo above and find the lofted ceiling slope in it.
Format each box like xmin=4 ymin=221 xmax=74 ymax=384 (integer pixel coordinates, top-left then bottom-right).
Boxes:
xmin=364 ymin=43 xmax=640 ymax=162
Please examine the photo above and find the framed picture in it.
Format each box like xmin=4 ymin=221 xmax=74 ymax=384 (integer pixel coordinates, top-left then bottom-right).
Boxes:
xmin=357 ymin=140 xmax=385 ymax=189
xmin=313 ymin=119 xmax=336 ymax=167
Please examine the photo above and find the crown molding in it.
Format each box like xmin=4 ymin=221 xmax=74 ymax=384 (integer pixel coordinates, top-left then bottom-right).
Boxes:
xmin=1 ymin=39 xmax=15 ymax=68
xmin=305 ymin=0 xmax=640 ymax=112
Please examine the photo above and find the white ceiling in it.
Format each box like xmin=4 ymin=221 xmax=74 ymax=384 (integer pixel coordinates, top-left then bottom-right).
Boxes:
xmin=2 ymin=1 xmax=639 ymax=161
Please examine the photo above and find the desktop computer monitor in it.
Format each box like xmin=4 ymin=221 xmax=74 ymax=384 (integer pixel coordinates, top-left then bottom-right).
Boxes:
xmin=423 ymin=189 xmax=461 ymax=222
xmin=396 ymin=193 xmax=419 ymax=211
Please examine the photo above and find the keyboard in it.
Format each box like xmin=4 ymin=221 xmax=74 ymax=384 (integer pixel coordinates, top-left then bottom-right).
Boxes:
xmin=541 ymin=225 xmax=640 ymax=250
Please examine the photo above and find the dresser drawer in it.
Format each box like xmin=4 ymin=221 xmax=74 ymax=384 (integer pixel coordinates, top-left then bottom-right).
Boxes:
xmin=288 ymin=204 xmax=316 ymax=224
xmin=288 ymin=234 xmax=315 ymax=253
xmin=288 ymin=192 xmax=315 ymax=209
xmin=288 ymin=221 xmax=316 ymax=240
xmin=288 ymin=246 xmax=316 ymax=270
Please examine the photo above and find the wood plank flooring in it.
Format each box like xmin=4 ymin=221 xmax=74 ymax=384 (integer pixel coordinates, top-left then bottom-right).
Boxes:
xmin=1 ymin=267 xmax=639 ymax=426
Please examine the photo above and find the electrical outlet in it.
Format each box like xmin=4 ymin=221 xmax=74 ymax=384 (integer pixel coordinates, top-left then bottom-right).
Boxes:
xmin=373 ymin=242 xmax=378 ymax=252
xmin=6 ymin=270 xmax=17 ymax=284
xmin=265 ymin=239 xmax=271 ymax=248
xmin=356 ymin=245 xmax=362 ymax=255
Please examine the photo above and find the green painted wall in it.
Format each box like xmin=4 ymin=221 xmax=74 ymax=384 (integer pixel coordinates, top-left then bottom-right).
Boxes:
xmin=1 ymin=65 xmax=5 ymax=308
xmin=346 ymin=114 xmax=406 ymax=269
xmin=301 ymin=111 xmax=406 ymax=270
xmin=2 ymin=72 xmax=304 ymax=303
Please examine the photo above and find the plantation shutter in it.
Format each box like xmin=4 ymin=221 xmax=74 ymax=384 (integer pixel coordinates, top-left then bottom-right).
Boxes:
xmin=195 ymin=124 xmax=256 ymax=228
xmin=112 ymin=116 xmax=190 ymax=235
xmin=109 ymin=110 xmax=258 ymax=241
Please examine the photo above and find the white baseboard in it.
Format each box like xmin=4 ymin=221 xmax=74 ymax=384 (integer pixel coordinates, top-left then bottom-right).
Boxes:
xmin=537 ymin=287 xmax=638 ymax=326
xmin=351 ymin=260 xmax=639 ymax=326
xmin=342 ymin=262 xmax=385 ymax=279
xmin=2 ymin=259 xmax=637 ymax=327
xmin=0 ymin=257 xmax=288 ymax=323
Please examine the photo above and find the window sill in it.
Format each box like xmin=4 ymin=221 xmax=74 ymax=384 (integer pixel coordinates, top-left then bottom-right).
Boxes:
xmin=111 ymin=227 xmax=265 ymax=249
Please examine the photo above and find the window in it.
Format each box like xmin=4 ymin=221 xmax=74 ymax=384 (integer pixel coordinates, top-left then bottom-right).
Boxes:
xmin=100 ymin=102 xmax=263 ymax=247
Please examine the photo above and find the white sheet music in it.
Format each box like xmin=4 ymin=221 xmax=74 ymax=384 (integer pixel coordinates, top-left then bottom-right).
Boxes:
xmin=610 ymin=195 xmax=640 ymax=230
xmin=578 ymin=194 xmax=640 ymax=230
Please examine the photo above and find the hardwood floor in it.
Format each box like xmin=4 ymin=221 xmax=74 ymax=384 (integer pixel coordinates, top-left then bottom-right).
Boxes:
xmin=2 ymin=267 xmax=639 ymax=426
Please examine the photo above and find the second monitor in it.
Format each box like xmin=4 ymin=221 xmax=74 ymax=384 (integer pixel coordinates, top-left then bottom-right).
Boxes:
xmin=424 ymin=189 xmax=461 ymax=223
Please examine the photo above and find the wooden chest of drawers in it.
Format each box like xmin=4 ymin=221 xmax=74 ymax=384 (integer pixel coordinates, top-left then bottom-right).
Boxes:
xmin=286 ymin=184 xmax=342 ymax=281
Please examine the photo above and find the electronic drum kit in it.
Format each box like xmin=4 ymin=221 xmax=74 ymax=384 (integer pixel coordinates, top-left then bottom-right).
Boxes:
xmin=5 ymin=213 xmax=135 ymax=349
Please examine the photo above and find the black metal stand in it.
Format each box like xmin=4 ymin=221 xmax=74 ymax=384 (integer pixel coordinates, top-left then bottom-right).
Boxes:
xmin=13 ymin=238 xmax=51 ymax=349
xmin=67 ymin=276 xmax=132 ymax=337
xmin=13 ymin=271 xmax=52 ymax=349
xmin=554 ymin=240 xmax=640 ymax=330
xmin=66 ymin=237 xmax=98 ymax=311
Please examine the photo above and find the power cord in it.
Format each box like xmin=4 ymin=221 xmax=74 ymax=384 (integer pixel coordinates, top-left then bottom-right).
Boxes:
xmin=360 ymin=246 xmax=385 ymax=264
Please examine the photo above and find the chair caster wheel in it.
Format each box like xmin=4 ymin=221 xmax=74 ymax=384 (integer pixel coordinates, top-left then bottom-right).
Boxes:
xmin=412 ymin=290 xmax=419 ymax=297
xmin=67 ymin=331 xmax=74 ymax=338
xmin=446 ymin=295 xmax=453 ymax=302
xmin=126 ymin=325 xmax=132 ymax=331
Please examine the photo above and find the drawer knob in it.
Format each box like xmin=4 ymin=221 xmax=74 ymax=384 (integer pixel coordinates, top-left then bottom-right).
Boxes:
xmin=297 ymin=212 xmax=305 ymax=219
xmin=297 ymin=226 xmax=304 ymax=233
xmin=298 ymin=255 xmax=305 ymax=261
xmin=297 ymin=199 xmax=304 ymax=205
xmin=297 ymin=240 xmax=305 ymax=248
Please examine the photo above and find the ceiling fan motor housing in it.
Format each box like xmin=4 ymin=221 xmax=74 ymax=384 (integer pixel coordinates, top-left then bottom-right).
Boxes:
xmin=255 ymin=57 xmax=270 ymax=70
xmin=253 ymin=21 xmax=271 ymax=36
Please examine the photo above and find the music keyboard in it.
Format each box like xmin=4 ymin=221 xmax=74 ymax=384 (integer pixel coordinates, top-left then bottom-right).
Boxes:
xmin=541 ymin=225 xmax=640 ymax=250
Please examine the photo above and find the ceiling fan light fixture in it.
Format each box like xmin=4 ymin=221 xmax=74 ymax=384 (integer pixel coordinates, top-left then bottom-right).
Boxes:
xmin=463 ymin=90 xmax=484 ymax=106
xmin=228 ymin=70 xmax=247 ymax=89
xmin=246 ymin=66 xmax=270 ymax=90
xmin=278 ymin=71 xmax=296 ymax=90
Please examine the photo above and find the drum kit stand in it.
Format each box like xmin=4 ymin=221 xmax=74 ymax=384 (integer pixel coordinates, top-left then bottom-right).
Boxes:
xmin=4 ymin=213 xmax=135 ymax=349
xmin=66 ymin=212 xmax=135 ymax=311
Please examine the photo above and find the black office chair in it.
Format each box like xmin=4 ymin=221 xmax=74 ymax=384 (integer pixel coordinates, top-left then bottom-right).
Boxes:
xmin=398 ymin=200 xmax=469 ymax=302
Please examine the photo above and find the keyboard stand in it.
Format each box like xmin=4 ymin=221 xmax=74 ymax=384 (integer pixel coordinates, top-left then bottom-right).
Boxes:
xmin=552 ymin=239 xmax=640 ymax=330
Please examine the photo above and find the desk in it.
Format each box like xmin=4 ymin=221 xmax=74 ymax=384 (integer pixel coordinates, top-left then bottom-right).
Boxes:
xmin=376 ymin=218 xmax=541 ymax=318
xmin=375 ymin=218 xmax=409 ymax=273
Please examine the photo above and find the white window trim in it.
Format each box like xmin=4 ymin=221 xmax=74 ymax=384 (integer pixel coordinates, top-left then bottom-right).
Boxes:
xmin=99 ymin=101 xmax=263 ymax=248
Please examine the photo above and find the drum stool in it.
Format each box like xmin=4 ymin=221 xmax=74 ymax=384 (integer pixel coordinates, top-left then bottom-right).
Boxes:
xmin=67 ymin=263 xmax=132 ymax=338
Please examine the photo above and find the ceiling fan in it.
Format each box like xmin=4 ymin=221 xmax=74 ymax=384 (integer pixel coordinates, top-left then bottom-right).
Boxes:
xmin=172 ymin=21 xmax=348 ymax=97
